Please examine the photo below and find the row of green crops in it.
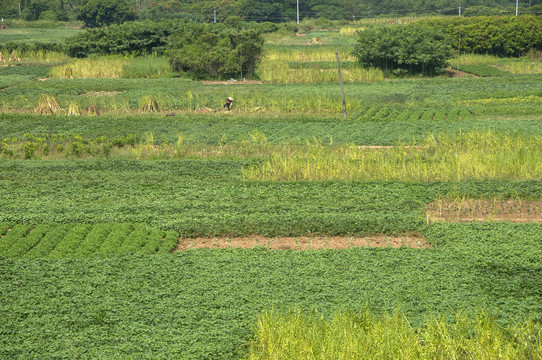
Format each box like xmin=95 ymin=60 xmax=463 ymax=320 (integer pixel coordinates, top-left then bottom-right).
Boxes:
xmin=4 ymin=128 xmax=542 ymax=165
xmin=2 ymin=113 xmax=542 ymax=147
xmin=1 ymin=222 xmax=541 ymax=359
xmin=1 ymin=75 xmax=542 ymax=116
xmin=1 ymin=160 xmax=542 ymax=235
xmin=0 ymin=223 xmax=177 ymax=258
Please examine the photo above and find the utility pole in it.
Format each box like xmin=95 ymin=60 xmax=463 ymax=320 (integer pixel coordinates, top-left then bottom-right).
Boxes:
xmin=336 ymin=48 xmax=347 ymax=119
xmin=516 ymin=0 xmax=518 ymax=16
xmin=297 ymin=0 xmax=299 ymax=24
xmin=214 ymin=8 xmax=216 ymax=23
xmin=459 ymin=4 xmax=461 ymax=17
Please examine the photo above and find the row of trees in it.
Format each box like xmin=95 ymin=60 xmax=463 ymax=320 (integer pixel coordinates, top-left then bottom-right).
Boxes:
xmin=352 ymin=15 xmax=542 ymax=75
xmin=1 ymin=0 xmax=541 ymax=23
xmin=64 ymin=21 xmax=264 ymax=80
xmin=62 ymin=15 xmax=542 ymax=79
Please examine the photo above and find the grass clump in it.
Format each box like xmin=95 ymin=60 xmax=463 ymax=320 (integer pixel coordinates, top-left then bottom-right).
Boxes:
xmin=139 ymin=95 xmax=159 ymax=112
xmin=246 ymin=308 xmax=542 ymax=360
xmin=35 ymin=94 xmax=61 ymax=115
xmin=50 ymin=56 xmax=126 ymax=79
xmin=66 ymin=102 xmax=81 ymax=116
xmin=50 ymin=55 xmax=175 ymax=79
xmin=122 ymin=56 xmax=175 ymax=78
xmin=87 ymin=104 xmax=100 ymax=116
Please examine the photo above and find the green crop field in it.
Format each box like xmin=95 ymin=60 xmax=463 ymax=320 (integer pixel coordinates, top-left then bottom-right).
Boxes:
xmin=1 ymin=18 xmax=542 ymax=359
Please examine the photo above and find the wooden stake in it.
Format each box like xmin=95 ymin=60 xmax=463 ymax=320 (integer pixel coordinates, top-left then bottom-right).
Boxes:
xmin=336 ymin=48 xmax=347 ymax=119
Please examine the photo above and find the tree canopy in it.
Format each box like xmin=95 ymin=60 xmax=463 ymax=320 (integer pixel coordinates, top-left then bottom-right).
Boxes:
xmin=1 ymin=0 xmax=540 ymax=22
xmin=78 ymin=0 xmax=137 ymax=28
xmin=352 ymin=25 xmax=453 ymax=75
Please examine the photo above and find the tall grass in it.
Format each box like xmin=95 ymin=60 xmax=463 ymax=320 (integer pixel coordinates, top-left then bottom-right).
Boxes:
xmin=242 ymin=130 xmax=542 ymax=182
xmin=245 ymin=308 xmax=542 ymax=360
xmin=122 ymin=56 xmax=175 ymax=78
xmin=258 ymin=60 xmax=383 ymax=84
xmin=452 ymin=53 xmax=542 ymax=74
xmin=49 ymin=56 xmax=127 ymax=78
xmin=498 ymin=57 xmax=542 ymax=75
xmin=258 ymin=46 xmax=383 ymax=84
xmin=49 ymin=55 xmax=174 ymax=79
xmin=4 ymin=50 xmax=69 ymax=65
xmin=453 ymin=54 xmax=500 ymax=66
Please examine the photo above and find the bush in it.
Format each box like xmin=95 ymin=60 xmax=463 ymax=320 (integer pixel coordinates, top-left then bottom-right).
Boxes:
xmin=168 ymin=24 xmax=263 ymax=80
xmin=352 ymin=24 xmax=453 ymax=76
xmin=65 ymin=21 xmax=179 ymax=58
xmin=462 ymin=6 xmax=512 ymax=17
xmin=422 ymin=16 xmax=542 ymax=57
xmin=79 ymin=0 xmax=136 ymax=28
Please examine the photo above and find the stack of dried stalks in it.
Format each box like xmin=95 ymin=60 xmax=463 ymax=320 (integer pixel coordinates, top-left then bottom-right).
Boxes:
xmin=67 ymin=102 xmax=81 ymax=116
xmin=140 ymin=94 xmax=159 ymax=112
xmin=35 ymin=94 xmax=62 ymax=114
xmin=87 ymin=104 xmax=100 ymax=116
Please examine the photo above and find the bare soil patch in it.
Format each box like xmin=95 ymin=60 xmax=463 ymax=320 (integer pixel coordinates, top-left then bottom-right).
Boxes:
xmin=427 ymin=199 xmax=542 ymax=223
xmin=176 ymin=234 xmax=430 ymax=251
xmin=445 ymin=67 xmax=478 ymax=78
xmin=202 ymin=80 xmax=263 ymax=85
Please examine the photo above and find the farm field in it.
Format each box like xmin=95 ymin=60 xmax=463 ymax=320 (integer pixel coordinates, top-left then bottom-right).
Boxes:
xmin=1 ymin=19 xmax=542 ymax=359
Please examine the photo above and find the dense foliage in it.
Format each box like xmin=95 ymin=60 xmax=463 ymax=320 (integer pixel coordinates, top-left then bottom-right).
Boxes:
xmin=352 ymin=24 xmax=453 ymax=75
xmin=78 ymin=0 xmax=136 ymax=28
xmin=424 ymin=15 xmax=542 ymax=57
xmin=2 ymin=0 xmax=541 ymax=22
xmin=63 ymin=21 xmax=264 ymax=78
xmin=168 ymin=23 xmax=263 ymax=79
xmin=64 ymin=21 xmax=179 ymax=57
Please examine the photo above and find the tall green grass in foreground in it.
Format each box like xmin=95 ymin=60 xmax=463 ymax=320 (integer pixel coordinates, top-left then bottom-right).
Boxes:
xmin=242 ymin=130 xmax=542 ymax=181
xmin=246 ymin=308 xmax=542 ymax=360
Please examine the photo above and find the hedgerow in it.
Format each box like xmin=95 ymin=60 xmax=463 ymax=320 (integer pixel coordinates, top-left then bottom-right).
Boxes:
xmin=422 ymin=15 xmax=542 ymax=57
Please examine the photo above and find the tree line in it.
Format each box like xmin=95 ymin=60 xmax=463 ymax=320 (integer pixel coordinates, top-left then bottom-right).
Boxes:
xmin=1 ymin=0 xmax=541 ymax=23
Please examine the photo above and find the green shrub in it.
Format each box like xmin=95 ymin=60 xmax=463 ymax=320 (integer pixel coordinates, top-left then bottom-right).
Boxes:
xmin=65 ymin=21 xmax=178 ymax=58
xmin=78 ymin=0 xmax=136 ymax=28
xmin=168 ymin=24 xmax=263 ymax=80
xmin=352 ymin=24 xmax=453 ymax=75
xmin=422 ymin=16 xmax=542 ymax=57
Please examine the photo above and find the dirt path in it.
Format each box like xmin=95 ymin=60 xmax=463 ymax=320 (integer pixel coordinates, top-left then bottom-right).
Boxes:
xmin=176 ymin=234 xmax=430 ymax=251
xmin=445 ymin=67 xmax=478 ymax=78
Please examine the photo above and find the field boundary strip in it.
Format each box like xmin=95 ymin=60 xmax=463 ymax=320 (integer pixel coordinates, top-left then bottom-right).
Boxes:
xmin=426 ymin=200 xmax=542 ymax=223
xmin=176 ymin=234 xmax=430 ymax=251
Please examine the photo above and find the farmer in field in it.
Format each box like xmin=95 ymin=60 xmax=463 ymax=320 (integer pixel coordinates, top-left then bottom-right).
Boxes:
xmin=224 ymin=97 xmax=233 ymax=110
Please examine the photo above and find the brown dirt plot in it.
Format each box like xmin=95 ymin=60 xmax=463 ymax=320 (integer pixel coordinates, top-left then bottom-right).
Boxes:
xmin=176 ymin=234 xmax=431 ymax=251
xmin=426 ymin=199 xmax=542 ymax=223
